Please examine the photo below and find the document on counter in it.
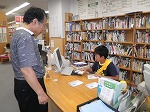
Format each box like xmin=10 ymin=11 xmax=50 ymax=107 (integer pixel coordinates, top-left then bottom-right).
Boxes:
xmin=87 ymin=74 xmax=98 ymax=79
xmin=85 ymin=82 xmax=98 ymax=89
xmin=68 ymin=80 xmax=83 ymax=87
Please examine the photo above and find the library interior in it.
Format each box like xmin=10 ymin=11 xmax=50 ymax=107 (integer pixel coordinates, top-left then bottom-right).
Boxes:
xmin=0 ymin=0 xmax=150 ymax=112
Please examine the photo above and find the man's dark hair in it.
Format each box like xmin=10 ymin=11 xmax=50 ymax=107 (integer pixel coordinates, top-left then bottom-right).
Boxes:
xmin=94 ymin=45 xmax=109 ymax=59
xmin=6 ymin=43 xmax=10 ymax=49
xmin=23 ymin=7 xmax=47 ymax=24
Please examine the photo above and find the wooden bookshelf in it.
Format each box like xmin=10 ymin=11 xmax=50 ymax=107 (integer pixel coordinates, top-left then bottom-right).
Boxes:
xmin=64 ymin=12 xmax=150 ymax=85
xmin=0 ymin=11 xmax=9 ymax=54
xmin=42 ymin=21 xmax=49 ymax=45
xmin=8 ymin=22 xmax=21 ymax=39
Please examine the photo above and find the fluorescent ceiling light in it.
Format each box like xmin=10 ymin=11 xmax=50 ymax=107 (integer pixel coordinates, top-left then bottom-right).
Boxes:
xmin=8 ymin=21 xmax=15 ymax=24
xmin=45 ymin=11 xmax=49 ymax=13
xmin=6 ymin=2 xmax=30 ymax=15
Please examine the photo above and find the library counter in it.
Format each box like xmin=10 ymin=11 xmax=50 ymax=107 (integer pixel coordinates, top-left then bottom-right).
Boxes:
xmin=44 ymin=70 xmax=97 ymax=112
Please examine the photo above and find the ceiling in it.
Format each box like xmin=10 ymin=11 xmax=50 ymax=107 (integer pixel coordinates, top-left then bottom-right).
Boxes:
xmin=0 ymin=0 xmax=48 ymax=22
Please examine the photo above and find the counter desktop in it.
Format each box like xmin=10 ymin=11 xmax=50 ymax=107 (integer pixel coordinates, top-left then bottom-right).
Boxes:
xmin=44 ymin=48 xmax=150 ymax=112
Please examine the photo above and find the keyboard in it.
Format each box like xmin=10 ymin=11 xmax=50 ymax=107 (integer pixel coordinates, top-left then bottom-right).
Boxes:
xmin=61 ymin=67 xmax=74 ymax=75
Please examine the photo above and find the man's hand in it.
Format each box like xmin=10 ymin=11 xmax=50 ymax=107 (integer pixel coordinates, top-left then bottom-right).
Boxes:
xmin=38 ymin=92 xmax=49 ymax=105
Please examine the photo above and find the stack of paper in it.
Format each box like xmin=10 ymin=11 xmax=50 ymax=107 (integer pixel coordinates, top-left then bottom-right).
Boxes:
xmin=118 ymin=90 xmax=131 ymax=111
xmin=98 ymin=77 xmax=122 ymax=105
xmin=100 ymin=86 xmax=114 ymax=105
xmin=85 ymin=82 xmax=98 ymax=89
xmin=80 ymin=99 xmax=115 ymax=112
xmin=73 ymin=62 xmax=87 ymax=66
xmin=68 ymin=80 xmax=83 ymax=87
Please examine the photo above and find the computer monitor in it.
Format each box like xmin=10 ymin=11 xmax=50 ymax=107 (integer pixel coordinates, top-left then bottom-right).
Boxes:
xmin=38 ymin=40 xmax=45 ymax=50
xmin=41 ymin=50 xmax=48 ymax=66
xmin=38 ymin=44 xmax=42 ymax=55
xmin=143 ymin=64 xmax=150 ymax=94
xmin=53 ymin=47 xmax=63 ymax=72
xmin=38 ymin=44 xmax=48 ymax=65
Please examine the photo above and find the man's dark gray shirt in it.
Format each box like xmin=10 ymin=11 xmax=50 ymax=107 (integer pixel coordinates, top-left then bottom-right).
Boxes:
xmin=10 ymin=27 xmax=45 ymax=80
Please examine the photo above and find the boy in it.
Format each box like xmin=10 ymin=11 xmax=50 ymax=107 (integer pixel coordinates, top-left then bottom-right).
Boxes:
xmin=85 ymin=45 xmax=119 ymax=81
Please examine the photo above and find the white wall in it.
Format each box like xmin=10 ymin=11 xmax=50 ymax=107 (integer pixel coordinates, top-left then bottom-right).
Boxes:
xmin=61 ymin=0 xmax=71 ymax=38
xmin=48 ymin=0 xmax=71 ymax=38
xmin=69 ymin=0 xmax=78 ymax=15
xmin=48 ymin=0 xmax=62 ymax=37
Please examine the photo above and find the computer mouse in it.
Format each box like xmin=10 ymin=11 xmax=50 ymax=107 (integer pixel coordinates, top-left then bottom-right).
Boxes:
xmin=74 ymin=70 xmax=80 ymax=73
xmin=78 ymin=71 xmax=84 ymax=74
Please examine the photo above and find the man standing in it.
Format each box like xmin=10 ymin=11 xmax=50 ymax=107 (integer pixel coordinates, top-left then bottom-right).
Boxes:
xmin=10 ymin=7 xmax=48 ymax=112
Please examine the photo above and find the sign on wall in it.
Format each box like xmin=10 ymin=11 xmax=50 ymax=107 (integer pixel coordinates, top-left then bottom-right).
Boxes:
xmin=74 ymin=0 xmax=150 ymax=19
xmin=15 ymin=16 xmax=24 ymax=23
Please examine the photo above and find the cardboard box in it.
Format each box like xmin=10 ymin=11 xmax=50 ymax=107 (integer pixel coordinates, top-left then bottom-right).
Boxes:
xmin=65 ymin=13 xmax=73 ymax=22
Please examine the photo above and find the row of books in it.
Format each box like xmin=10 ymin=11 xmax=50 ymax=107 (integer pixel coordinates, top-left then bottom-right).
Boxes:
xmin=82 ymin=31 xmax=103 ymax=41
xmin=132 ymin=73 xmax=143 ymax=86
xmin=66 ymin=31 xmax=103 ymax=41
xmin=119 ymin=70 xmax=129 ymax=81
xmin=109 ymin=56 xmax=131 ymax=68
xmin=134 ymin=45 xmax=150 ymax=58
xmin=65 ymin=42 xmax=72 ymax=59
xmin=103 ymin=17 xmax=134 ymax=29
xmin=66 ymin=42 xmax=99 ymax=52
xmin=66 ymin=43 xmax=149 ymax=61
xmin=136 ymin=16 xmax=150 ymax=28
xmin=82 ymin=21 xmax=103 ymax=30
xmin=104 ymin=30 xmax=126 ymax=42
xmin=0 ymin=27 xmax=7 ymax=33
xmin=67 ymin=30 xmax=150 ymax=43
xmin=72 ymin=52 xmax=81 ymax=59
xmin=66 ymin=42 xmax=149 ymax=59
xmin=65 ymin=17 xmax=134 ymax=31
xmin=132 ymin=60 xmax=150 ymax=72
xmin=136 ymin=30 xmax=150 ymax=43
xmin=118 ymin=58 xmax=131 ymax=68
xmin=65 ymin=22 xmax=81 ymax=31
xmin=66 ymin=32 xmax=73 ymax=41
xmin=8 ymin=28 xmax=16 ymax=32
xmin=105 ymin=43 xmax=133 ymax=56
xmin=73 ymin=43 xmax=81 ymax=51
xmin=83 ymin=42 xmax=102 ymax=51
xmin=66 ymin=16 xmax=150 ymax=31
xmin=65 ymin=23 xmax=71 ymax=31
xmin=66 ymin=32 xmax=82 ymax=41
xmin=0 ymin=34 xmax=7 ymax=42
xmin=82 ymin=52 xmax=94 ymax=62
xmin=65 ymin=42 xmax=73 ymax=51
xmin=66 ymin=41 xmax=102 ymax=52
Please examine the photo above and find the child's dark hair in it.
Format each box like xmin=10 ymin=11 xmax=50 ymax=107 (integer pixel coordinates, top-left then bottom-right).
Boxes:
xmin=23 ymin=7 xmax=47 ymax=24
xmin=94 ymin=45 xmax=109 ymax=59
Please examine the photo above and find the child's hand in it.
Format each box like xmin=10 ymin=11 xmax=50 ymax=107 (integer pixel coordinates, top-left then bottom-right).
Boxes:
xmin=94 ymin=73 xmax=102 ymax=78
xmin=80 ymin=69 xmax=86 ymax=73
